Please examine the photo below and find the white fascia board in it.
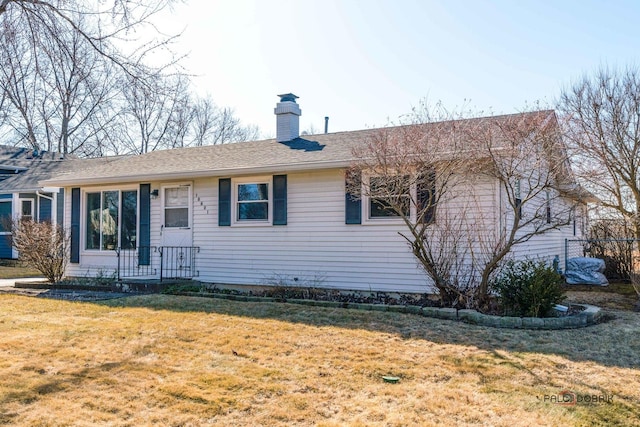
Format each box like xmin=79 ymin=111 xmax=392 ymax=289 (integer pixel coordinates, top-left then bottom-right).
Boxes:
xmin=41 ymin=186 xmax=61 ymax=193
xmin=41 ymin=159 xmax=354 ymax=186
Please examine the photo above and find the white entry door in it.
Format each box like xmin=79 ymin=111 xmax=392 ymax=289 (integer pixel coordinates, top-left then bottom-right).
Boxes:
xmin=161 ymin=184 xmax=193 ymax=247
xmin=160 ymin=184 xmax=195 ymax=279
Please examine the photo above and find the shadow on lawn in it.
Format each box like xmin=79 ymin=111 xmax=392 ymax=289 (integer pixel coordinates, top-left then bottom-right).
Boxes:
xmin=95 ymin=293 xmax=640 ymax=370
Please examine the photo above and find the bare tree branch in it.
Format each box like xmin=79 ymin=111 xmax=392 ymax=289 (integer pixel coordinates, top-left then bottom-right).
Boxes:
xmin=559 ymin=65 xmax=640 ymax=246
xmin=348 ymin=106 xmax=575 ymax=309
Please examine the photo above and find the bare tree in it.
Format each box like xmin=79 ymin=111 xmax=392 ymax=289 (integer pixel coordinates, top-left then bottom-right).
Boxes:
xmin=120 ymin=84 xmax=262 ymax=154
xmin=37 ymin=14 xmax=123 ymax=155
xmin=348 ymin=108 xmax=575 ymax=309
xmin=0 ymin=2 xmax=265 ymax=156
xmin=0 ymin=13 xmax=44 ymax=150
xmin=463 ymin=111 xmax=574 ymax=306
xmin=588 ymin=217 xmax=637 ymax=281
xmin=120 ymin=73 xmax=192 ymax=154
xmin=0 ymin=0 xmax=182 ymax=81
xmin=0 ymin=0 xmax=184 ymax=155
xmin=8 ymin=218 xmax=69 ymax=283
xmin=208 ymin=106 xmax=260 ymax=145
xmin=559 ymin=66 xmax=640 ymax=245
xmin=189 ymin=96 xmax=261 ymax=147
xmin=347 ymin=112 xmax=472 ymax=307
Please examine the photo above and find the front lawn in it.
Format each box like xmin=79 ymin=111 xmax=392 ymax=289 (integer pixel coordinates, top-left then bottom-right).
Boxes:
xmin=0 ymin=294 xmax=639 ymax=426
xmin=0 ymin=260 xmax=41 ymax=279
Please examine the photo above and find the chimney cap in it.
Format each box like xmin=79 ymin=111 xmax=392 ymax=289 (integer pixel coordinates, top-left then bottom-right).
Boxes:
xmin=278 ymin=93 xmax=299 ymax=103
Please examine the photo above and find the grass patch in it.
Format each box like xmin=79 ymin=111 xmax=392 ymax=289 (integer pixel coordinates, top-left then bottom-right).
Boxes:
xmin=0 ymin=262 xmax=42 ymax=279
xmin=564 ymin=282 xmax=639 ymax=311
xmin=0 ymin=294 xmax=639 ymax=426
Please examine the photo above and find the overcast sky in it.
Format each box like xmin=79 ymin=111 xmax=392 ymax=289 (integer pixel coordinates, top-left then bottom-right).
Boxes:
xmin=155 ymin=0 xmax=640 ymax=138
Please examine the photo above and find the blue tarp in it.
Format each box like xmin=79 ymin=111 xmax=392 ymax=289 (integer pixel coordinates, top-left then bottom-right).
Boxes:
xmin=565 ymin=257 xmax=609 ymax=286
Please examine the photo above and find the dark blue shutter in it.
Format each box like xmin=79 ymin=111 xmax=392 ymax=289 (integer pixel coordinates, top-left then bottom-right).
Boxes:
xmin=57 ymin=188 xmax=65 ymax=226
xmin=139 ymin=184 xmax=151 ymax=265
xmin=70 ymin=188 xmax=80 ymax=263
xmin=417 ymin=169 xmax=436 ymax=224
xmin=272 ymin=174 xmax=287 ymax=225
xmin=345 ymin=171 xmax=361 ymax=224
xmin=218 ymin=178 xmax=231 ymax=226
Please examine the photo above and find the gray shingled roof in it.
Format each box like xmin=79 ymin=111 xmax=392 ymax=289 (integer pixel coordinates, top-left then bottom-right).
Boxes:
xmin=43 ymin=130 xmax=380 ymax=186
xmin=0 ymin=160 xmax=70 ymax=192
xmin=0 ymin=157 xmax=120 ymax=192
xmin=0 ymin=146 xmax=73 ymax=192
xmin=43 ymin=110 xmax=558 ymax=187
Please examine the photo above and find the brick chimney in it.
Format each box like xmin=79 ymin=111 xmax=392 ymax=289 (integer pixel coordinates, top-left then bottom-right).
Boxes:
xmin=274 ymin=93 xmax=301 ymax=142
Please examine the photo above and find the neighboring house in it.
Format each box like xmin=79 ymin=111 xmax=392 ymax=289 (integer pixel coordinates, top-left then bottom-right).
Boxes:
xmin=42 ymin=95 xmax=591 ymax=293
xmin=0 ymin=147 xmax=69 ymax=259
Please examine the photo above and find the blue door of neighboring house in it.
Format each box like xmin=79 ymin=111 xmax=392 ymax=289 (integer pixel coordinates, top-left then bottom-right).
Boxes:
xmin=0 ymin=199 xmax=13 ymax=258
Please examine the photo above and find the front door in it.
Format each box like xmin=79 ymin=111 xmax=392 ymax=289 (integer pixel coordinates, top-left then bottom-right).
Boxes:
xmin=160 ymin=184 xmax=195 ymax=278
xmin=161 ymin=184 xmax=192 ymax=247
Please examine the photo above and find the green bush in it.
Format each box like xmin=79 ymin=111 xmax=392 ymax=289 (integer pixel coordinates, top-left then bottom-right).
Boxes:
xmin=162 ymin=283 xmax=204 ymax=294
xmin=491 ymin=259 xmax=565 ymax=318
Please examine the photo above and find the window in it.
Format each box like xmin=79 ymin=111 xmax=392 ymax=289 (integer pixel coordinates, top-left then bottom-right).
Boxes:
xmin=121 ymin=191 xmax=138 ymax=248
xmin=164 ymin=186 xmax=189 ymax=228
xmin=368 ymin=176 xmax=410 ymax=219
xmin=20 ymin=200 xmax=33 ymax=222
xmin=358 ymin=172 xmax=436 ymax=224
xmin=222 ymin=176 xmax=285 ymax=227
xmin=236 ymin=182 xmax=269 ymax=221
xmin=86 ymin=190 xmax=137 ymax=250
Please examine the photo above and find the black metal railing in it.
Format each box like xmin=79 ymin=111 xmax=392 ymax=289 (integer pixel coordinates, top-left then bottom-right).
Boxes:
xmin=116 ymin=246 xmax=157 ymax=280
xmin=159 ymin=246 xmax=200 ymax=281
xmin=116 ymin=246 xmax=199 ymax=281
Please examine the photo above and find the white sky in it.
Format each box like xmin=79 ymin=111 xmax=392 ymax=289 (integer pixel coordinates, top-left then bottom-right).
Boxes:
xmin=153 ymin=0 xmax=640 ymax=138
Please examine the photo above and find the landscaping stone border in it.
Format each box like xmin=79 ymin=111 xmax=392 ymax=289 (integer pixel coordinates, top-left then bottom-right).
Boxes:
xmin=11 ymin=280 xmax=602 ymax=329
xmin=176 ymin=291 xmax=602 ymax=330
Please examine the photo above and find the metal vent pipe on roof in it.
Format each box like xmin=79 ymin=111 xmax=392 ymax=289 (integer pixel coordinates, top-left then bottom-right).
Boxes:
xmin=324 ymin=116 xmax=329 ymax=134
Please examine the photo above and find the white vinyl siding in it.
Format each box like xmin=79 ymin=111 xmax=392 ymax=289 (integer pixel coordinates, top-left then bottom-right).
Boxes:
xmin=63 ymin=168 xmax=580 ymax=292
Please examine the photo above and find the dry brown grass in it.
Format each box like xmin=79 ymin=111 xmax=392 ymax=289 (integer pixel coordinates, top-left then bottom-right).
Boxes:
xmin=0 ymin=293 xmax=639 ymax=426
xmin=565 ymin=282 xmax=639 ymax=310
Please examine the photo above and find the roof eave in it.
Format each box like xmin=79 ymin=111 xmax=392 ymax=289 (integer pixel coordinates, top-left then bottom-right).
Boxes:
xmin=41 ymin=159 xmax=354 ymax=187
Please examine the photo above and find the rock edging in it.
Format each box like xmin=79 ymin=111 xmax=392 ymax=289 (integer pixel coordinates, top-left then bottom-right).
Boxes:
xmin=175 ymin=291 xmax=602 ymax=330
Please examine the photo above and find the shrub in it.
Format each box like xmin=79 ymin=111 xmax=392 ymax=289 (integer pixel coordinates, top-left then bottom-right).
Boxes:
xmin=9 ymin=219 xmax=69 ymax=283
xmin=491 ymin=259 xmax=565 ymax=318
xmin=162 ymin=282 xmax=204 ymax=294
